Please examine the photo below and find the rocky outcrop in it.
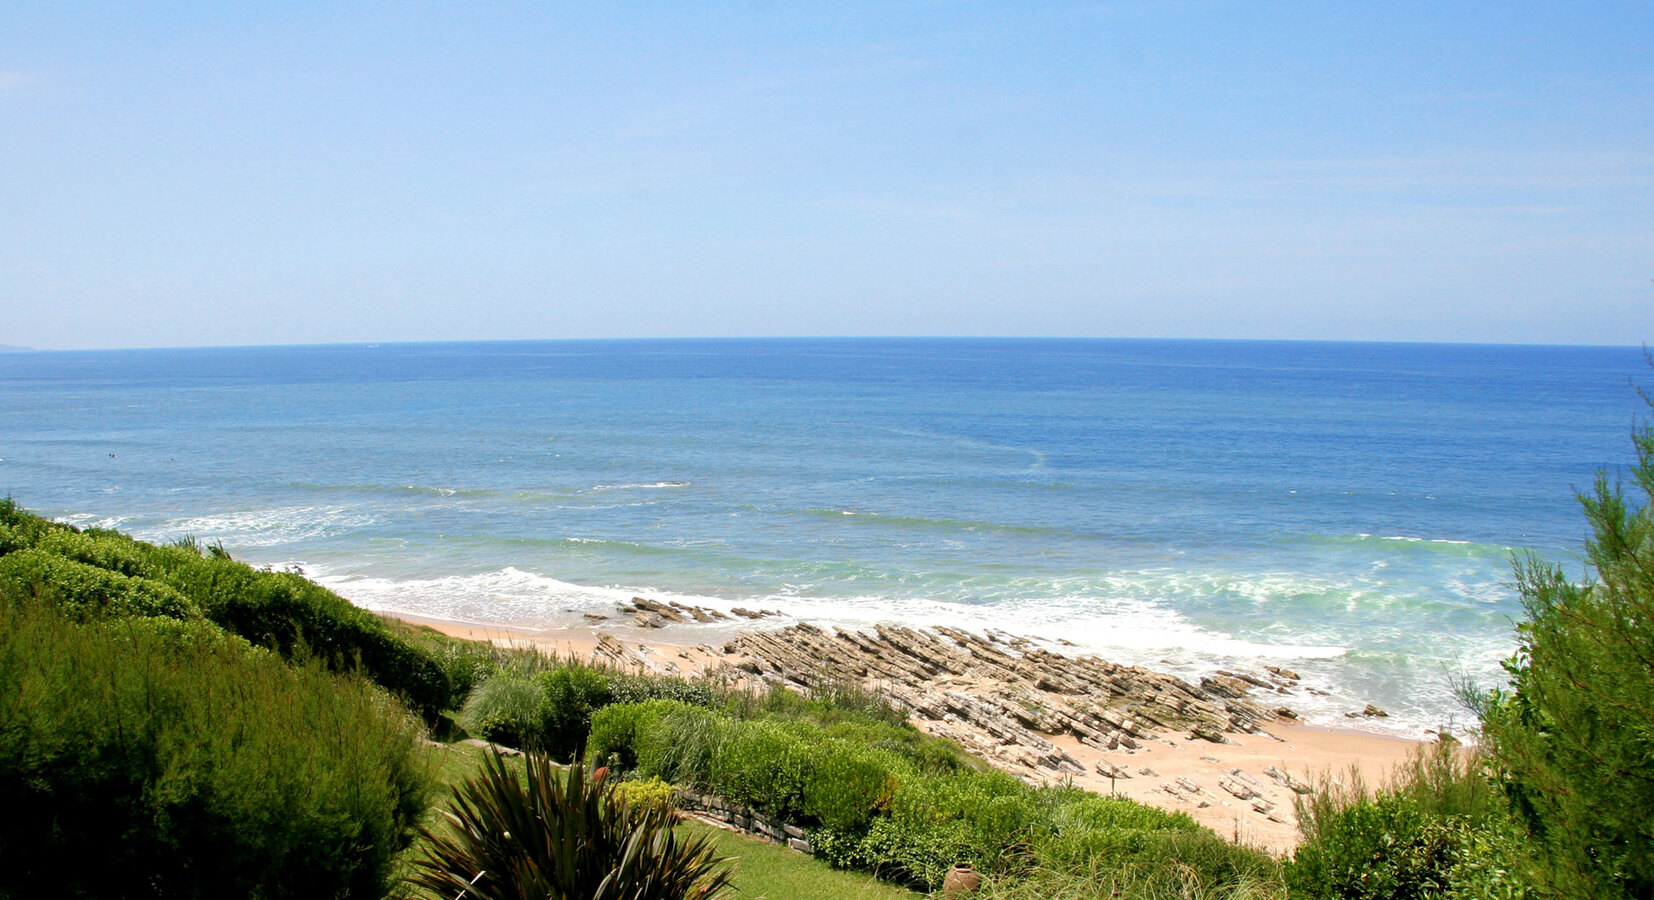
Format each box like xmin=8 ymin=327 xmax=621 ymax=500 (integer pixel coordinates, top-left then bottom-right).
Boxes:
xmin=718 ymin=623 xmax=1292 ymax=781
xmin=618 ymin=597 xmax=737 ymax=627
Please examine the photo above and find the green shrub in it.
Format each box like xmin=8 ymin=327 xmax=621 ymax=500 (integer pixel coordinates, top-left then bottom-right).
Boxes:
xmin=615 ymin=777 xmax=680 ymax=815
xmin=1287 ymin=794 xmax=1454 ymax=899
xmin=611 ymin=670 xmax=717 ymax=707
xmin=1034 ymin=791 xmax=1201 ymax=871
xmin=800 ymin=739 xmax=901 ymax=831
xmin=837 ymin=768 xmax=1046 ymax=889
xmin=454 ymin=662 xmax=715 ymax=758
xmin=1286 ymin=745 xmax=1547 ymax=900
xmin=1468 ymin=381 xmax=1654 ymax=899
xmin=397 ymin=624 xmax=549 ymax=700
xmin=164 ymin=558 xmax=454 ymax=717
xmin=818 ymin=717 xmax=975 ymax=774
xmin=589 ymin=698 xmax=706 ymax=772
xmin=0 ymin=498 xmax=57 ymax=550
xmin=1383 ymin=743 xmax=1509 ymax=825
xmin=0 ymin=547 xmax=197 ymax=620
xmin=0 ymin=503 xmax=456 ymax=718
xmin=588 ymin=698 xmax=655 ymax=769
xmin=722 ymin=682 xmax=972 ymax=776
xmin=458 ymin=672 xmax=545 ymax=747
xmin=34 ymin=526 xmax=171 ymax=577
xmin=708 ymin=719 xmax=812 ymax=820
xmin=0 ymin=600 xmax=429 ymax=899
xmin=724 ymin=680 xmax=907 ymax=730
xmin=1444 ymin=816 xmax=1542 ymax=900
xmin=594 ymin=701 xmax=898 ymax=833
xmin=536 ymin=662 xmax=615 ymax=759
xmin=586 ymin=697 xmax=1278 ymax=895
xmin=971 ymin=855 xmax=1287 ymax=900
xmin=1045 ymin=790 xmax=1199 ymax=833
xmin=635 ymin=701 xmax=726 ymax=788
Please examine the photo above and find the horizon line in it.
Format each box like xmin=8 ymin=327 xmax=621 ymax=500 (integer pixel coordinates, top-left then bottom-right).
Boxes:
xmin=3 ymin=334 xmax=1645 ymax=355
xmin=6 ymin=334 xmax=1647 ymax=355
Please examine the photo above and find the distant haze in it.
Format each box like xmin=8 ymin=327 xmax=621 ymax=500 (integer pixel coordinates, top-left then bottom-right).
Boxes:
xmin=1 ymin=3 xmax=1650 ymax=350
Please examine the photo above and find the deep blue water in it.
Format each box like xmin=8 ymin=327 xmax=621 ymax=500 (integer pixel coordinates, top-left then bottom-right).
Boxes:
xmin=1 ymin=338 xmax=1645 ymax=735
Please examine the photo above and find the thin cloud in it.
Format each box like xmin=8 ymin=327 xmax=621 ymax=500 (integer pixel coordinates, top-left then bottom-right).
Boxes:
xmin=0 ymin=71 xmax=33 ymax=92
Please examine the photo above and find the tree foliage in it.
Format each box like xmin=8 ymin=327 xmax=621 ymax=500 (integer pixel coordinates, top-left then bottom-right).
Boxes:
xmin=1477 ymin=403 xmax=1654 ymax=898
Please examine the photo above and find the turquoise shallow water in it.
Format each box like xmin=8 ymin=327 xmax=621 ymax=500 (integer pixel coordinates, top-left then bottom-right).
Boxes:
xmin=1 ymin=338 xmax=1645 ymax=735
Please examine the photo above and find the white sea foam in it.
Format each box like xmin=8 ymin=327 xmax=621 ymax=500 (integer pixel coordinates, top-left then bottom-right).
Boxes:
xmin=588 ymin=481 xmax=690 ymax=491
xmin=135 ymin=506 xmax=377 ymax=548
xmin=296 ymin=561 xmax=1501 ymax=735
xmin=311 ymin=565 xmax=740 ymax=632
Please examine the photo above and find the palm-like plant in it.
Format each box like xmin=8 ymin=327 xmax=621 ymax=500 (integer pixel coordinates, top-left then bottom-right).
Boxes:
xmin=409 ymin=751 xmax=733 ymax=900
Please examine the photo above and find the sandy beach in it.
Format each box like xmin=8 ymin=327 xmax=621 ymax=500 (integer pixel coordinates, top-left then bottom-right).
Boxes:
xmin=389 ymin=608 xmax=1426 ymax=853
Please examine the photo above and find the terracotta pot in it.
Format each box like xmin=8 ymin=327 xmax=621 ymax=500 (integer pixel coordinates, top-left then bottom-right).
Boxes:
xmin=942 ymin=863 xmax=981 ymax=896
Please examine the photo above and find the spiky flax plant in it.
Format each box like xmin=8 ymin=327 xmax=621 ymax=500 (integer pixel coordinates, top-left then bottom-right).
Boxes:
xmin=409 ymin=751 xmax=733 ymax=900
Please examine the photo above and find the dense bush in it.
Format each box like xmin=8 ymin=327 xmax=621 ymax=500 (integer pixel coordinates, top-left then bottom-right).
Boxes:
xmin=458 ymin=671 xmax=547 ymax=747
xmin=590 ymin=699 xmax=906 ymax=833
xmin=848 ymin=767 xmax=1045 ymax=887
xmin=724 ymin=679 xmax=911 ymax=729
xmin=615 ymin=777 xmax=679 ymax=815
xmin=0 ymin=599 xmax=430 ymax=899
xmin=163 ymin=557 xmax=454 ymax=717
xmin=1286 ymin=747 xmax=1540 ymax=900
xmin=588 ymin=699 xmax=1271 ymax=892
xmin=0 ymin=501 xmax=455 ymax=719
xmin=587 ymin=698 xmax=721 ymax=782
xmin=1288 ymin=795 xmax=1454 ymax=900
xmin=537 ymin=663 xmax=616 ymax=758
xmin=611 ymin=670 xmax=716 ymax=707
xmin=456 ymin=659 xmax=722 ymax=759
xmin=1034 ymin=791 xmax=1202 ymax=870
xmin=970 ymin=853 xmax=1286 ymax=900
xmin=800 ymin=737 xmax=899 ymax=830
xmin=1477 ymin=534 xmax=1654 ymax=896
xmin=1461 ymin=382 xmax=1654 ymax=899
xmin=0 ymin=546 xmax=196 ymax=620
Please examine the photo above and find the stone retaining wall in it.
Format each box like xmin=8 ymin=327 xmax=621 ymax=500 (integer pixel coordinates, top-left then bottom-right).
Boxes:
xmin=677 ymin=790 xmax=814 ymax=855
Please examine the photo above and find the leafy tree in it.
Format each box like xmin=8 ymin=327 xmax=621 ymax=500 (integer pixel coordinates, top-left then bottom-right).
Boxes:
xmin=1477 ymin=395 xmax=1654 ymax=899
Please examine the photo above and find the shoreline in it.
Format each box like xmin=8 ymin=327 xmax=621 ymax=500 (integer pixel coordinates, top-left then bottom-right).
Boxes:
xmin=386 ymin=608 xmax=1428 ymax=853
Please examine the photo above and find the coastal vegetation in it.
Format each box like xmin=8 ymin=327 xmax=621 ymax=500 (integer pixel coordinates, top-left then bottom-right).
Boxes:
xmin=408 ymin=753 xmax=733 ymax=899
xmin=1278 ymin=390 xmax=1654 ymax=900
xmin=1471 ymin=434 xmax=1654 ymax=897
xmin=4 ymin=371 xmax=1654 ymax=900
xmin=0 ymin=594 xmax=428 ymax=898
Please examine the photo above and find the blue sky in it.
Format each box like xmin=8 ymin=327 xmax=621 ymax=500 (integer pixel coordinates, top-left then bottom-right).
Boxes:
xmin=2 ymin=3 xmax=1650 ymax=349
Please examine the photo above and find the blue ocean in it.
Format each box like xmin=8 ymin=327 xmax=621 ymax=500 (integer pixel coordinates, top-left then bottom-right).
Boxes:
xmin=1 ymin=339 xmax=1644 ymax=736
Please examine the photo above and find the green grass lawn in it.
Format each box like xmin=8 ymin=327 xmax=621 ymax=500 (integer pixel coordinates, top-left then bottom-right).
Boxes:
xmin=681 ymin=819 xmax=920 ymax=900
xmin=412 ymin=742 xmax=921 ymax=900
